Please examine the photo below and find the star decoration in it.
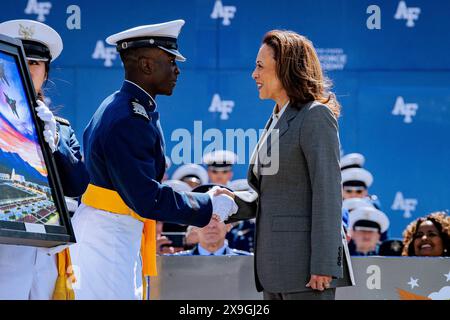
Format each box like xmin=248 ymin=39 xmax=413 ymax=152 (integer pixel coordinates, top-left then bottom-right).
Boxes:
xmin=444 ymin=271 xmax=450 ymax=282
xmin=407 ymin=277 xmax=419 ymax=289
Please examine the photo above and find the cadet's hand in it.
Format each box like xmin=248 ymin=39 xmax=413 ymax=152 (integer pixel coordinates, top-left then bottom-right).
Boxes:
xmin=35 ymin=100 xmax=57 ymax=153
xmin=306 ymin=274 xmax=332 ymax=291
xmin=207 ymin=187 xmax=238 ymax=222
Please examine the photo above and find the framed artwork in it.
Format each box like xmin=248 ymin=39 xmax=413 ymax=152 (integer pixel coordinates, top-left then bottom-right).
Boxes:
xmin=0 ymin=34 xmax=75 ymax=247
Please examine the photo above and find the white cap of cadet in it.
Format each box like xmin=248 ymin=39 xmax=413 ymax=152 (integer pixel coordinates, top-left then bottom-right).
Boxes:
xmin=203 ymin=150 xmax=238 ymax=172
xmin=0 ymin=19 xmax=63 ymax=61
xmin=349 ymin=206 xmax=390 ymax=233
xmin=342 ymin=167 xmax=374 ymax=188
xmin=162 ymin=179 xmax=192 ymax=193
xmin=106 ymin=19 xmax=186 ymax=62
xmin=340 ymin=153 xmax=365 ymax=170
xmin=342 ymin=197 xmax=375 ymax=212
xmin=172 ymin=163 xmax=209 ymax=185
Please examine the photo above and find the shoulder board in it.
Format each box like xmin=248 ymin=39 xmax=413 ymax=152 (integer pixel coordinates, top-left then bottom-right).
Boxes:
xmin=131 ymin=100 xmax=150 ymax=121
xmin=55 ymin=116 xmax=70 ymax=126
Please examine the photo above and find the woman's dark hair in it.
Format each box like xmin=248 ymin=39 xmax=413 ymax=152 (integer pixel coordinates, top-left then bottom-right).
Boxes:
xmin=262 ymin=30 xmax=340 ymax=118
xmin=402 ymin=211 xmax=450 ymax=256
xmin=36 ymin=61 xmax=50 ymax=102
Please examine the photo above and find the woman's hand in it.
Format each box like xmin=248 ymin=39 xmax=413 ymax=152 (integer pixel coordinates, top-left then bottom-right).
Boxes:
xmin=306 ymin=274 xmax=332 ymax=291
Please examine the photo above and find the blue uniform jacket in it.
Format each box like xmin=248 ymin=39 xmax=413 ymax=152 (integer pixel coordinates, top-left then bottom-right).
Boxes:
xmin=83 ymin=80 xmax=212 ymax=227
xmin=53 ymin=118 xmax=90 ymax=197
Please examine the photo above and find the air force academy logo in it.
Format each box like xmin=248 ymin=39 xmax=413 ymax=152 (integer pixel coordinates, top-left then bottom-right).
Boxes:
xmin=392 ymin=96 xmax=418 ymax=124
xmin=209 ymin=94 xmax=235 ymax=120
xmin=24 ymin=0 xmax=52 ymax=22
xmin=92 ymin=40 xmax=118 ymax=67
xmin=211 ymin=0 xmax=236 ymax=26
xmin=394 ymin=1 xmax=421 ymax=27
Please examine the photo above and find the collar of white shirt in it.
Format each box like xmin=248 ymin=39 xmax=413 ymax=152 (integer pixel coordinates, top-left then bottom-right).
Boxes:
xmin=272 ymin=100 xmax=290 ymax=121
xmin=198 ymin=243 xmax=228 ymax=256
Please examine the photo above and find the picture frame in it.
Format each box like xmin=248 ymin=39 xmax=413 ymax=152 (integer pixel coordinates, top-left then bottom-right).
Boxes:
xmin=0 ymin=34 xmax=75 ymax=247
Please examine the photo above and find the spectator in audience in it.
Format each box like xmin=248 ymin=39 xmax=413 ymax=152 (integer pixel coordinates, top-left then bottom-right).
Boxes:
xmin=173 ymin=184 xmax=251 ymax=256
xmin=185 ymin=225 xmax=200 ymax=249
xmin=203 ymin=150 xmax=237 ymax=187
xmin=340 ymin=153 xmax=381 ymax=209
xmin=378 ymin=239 xmax=404 ymax=256
xmin=348 ymin=206 xmax=389 ymax=256
xmin=173 ymin=218 xmax=252 ymax=256
xmin=172 ymin=163 xmax=208 ymax=189
xmin=401 ymin=211 xmax=450 ymax=257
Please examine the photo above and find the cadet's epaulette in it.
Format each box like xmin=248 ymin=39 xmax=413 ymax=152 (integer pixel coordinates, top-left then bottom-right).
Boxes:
xmin=55 ymin=116 xmax=70 ymax=126
xmin=131 ymin=100 xmax=150 ymax=121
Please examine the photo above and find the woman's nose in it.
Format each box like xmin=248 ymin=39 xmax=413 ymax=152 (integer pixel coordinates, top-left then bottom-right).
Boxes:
xmin=252 ymin=69 xmax=258 ymax=80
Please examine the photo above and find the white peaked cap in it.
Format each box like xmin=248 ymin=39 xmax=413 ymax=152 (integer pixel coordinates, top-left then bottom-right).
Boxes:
xmin=162 ymin=179 xmax=192 ymax=193
xmin=342 ymin=197 xmax=375 ymax=212
xmin=0 ymin=19 xmax=63 ymax=61
xmin=203 ymin=150 xmax=238 ymax=166
xmin=340 ymin=153 xmax=365 ymax=169
xmin=342 ymin=167 xmax=374 ymax=188
xmin=172 ymin=164 xmax=209 ymax=185
xmin=106 ymin=20 xmax=186 ymax=62
xmin=349 ymin=206 xmax=390 ymax=233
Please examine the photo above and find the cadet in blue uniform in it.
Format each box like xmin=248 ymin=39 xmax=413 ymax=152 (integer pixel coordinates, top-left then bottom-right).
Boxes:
xmin=0 ymin=19 xmax=89 ymax=300
xmin=340 ymin=153 xmax=387 ymax=240
xmin=348 ymin=206 xmax=390 ymax=256
xmin=53 ymin=116 xmax=89 ymax=198
xmin=69 ymin=20 xmax=236 ymax=300
xmin=173 ymin=184 xmax=251 ymax=256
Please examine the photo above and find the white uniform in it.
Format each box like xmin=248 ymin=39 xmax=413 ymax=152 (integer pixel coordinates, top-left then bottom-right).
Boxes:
xmin=69 ymin=205 xmax=143 ymax=300
xmin=0 ymin=245 xmax=58 ymax=299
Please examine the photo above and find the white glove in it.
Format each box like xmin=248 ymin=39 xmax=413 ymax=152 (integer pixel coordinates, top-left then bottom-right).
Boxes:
xmin=207 ymin=187 xmax=238 ymax=222
xmin=35 ymin=100 xmax=57 ymax=153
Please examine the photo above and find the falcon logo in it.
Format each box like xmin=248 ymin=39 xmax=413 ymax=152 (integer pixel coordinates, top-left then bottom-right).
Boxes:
xmin=208 ymin=94 xmax=235 ymax=120
xmin=394 ymin=1 xmax=421 ymax=27
xmin=24 ymin=0 xmax=52 ymax=22
xmin=92 ymin=40 xmax=118 ymax=67
xmin=391 ymin=192 xmax=418 ymax=219
xmin=392 ymin=96 xmax=418 ymax=124
xmin=18 ymin=24 xmax=35 ymax=40
xmin=211 ymin=0 xmax=236 ymax=26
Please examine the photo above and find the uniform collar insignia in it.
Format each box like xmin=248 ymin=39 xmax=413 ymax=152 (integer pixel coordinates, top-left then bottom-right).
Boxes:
xmin=131 ymin=101 xmax=150 ymax=121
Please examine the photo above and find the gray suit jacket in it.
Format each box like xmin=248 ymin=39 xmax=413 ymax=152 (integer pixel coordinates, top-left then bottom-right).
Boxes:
xmin=229 ymin=101 xmax=354 ymax=293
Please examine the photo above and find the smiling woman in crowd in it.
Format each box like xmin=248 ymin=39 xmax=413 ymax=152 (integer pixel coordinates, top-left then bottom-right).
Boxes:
xmin=402 ymin=211 xmax=450 ymax=257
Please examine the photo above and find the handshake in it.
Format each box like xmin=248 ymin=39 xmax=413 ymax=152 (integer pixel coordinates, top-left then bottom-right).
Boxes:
xmin=206 ymin=186 xmax=238 ymax=222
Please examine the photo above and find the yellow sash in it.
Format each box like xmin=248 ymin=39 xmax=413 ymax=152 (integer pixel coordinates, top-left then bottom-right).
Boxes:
xmin=52 ymin=248 xmax=76 ymax=300
xmin=81 ymin=183 xmax=157 ymax=299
